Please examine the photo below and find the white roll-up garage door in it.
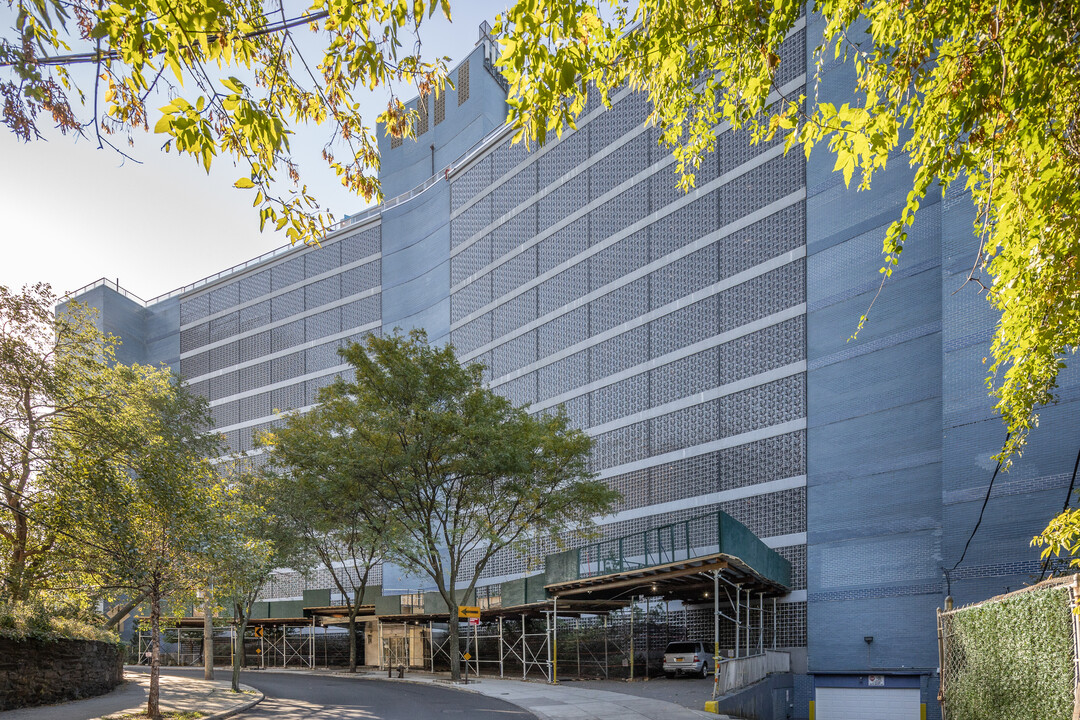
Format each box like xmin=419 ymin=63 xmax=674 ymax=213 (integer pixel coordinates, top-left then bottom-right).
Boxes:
xmin=815 ymin=687 xmax=920 ymax=720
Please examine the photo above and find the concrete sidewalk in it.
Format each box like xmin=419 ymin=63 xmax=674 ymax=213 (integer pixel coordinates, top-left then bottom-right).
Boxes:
xmin=268 ymin=668 xmax=738 ymax=720
xmin=1 ymin=669 xmax=262 ymax=720
xmin=436 ymin=676 xmax=737 ymax=720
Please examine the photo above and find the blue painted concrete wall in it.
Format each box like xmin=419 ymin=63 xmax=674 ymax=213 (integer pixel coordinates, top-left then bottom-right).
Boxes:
xmin=378 ymin=40 xmax=509 ymax=199
xmin=804 ymin=11 xmax=945 ymax=719
xmin=380 ymin=179 xmax=451 ymax=342
xmin=376 ymin=33 xmax=510 ymax=344
xmin=64 ymin=285 xmax=178 ymax=370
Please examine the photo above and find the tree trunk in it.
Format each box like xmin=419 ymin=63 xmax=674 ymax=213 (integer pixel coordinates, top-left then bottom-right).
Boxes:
xmin=448 ymin=610 xmax=461 ymax=681
xmin=347 ymin=609 xmax=358 ymax=673
xmin=9 ymin=509 xmax=27 ymax=602
xmin=148 ymin=588 xmax=162 ymax=720
xmin=203 ymin=593 xmax=214 ymax=680
xmin=232 ymin=602 xmax=248 ymax=693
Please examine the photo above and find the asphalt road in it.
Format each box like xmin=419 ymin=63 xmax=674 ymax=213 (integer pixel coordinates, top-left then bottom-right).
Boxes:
xmin=159 ymin=668 xmax=538 ymax=720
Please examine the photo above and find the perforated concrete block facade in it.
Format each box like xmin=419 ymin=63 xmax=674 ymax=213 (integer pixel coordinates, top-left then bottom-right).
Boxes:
xmin=446 ymin=24 xmax=809 ymax=654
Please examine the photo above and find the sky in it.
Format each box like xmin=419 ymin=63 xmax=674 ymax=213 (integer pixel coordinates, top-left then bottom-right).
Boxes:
xmin=0 ymin=1 xmax=508 ymax=301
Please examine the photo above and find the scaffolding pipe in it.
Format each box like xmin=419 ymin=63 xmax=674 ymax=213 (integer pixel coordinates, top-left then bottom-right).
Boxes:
xmin=545 ymin=611 xmax=552 ymax=682
xmin=553 ymin=596 xmax=558 ymax=684
xmin=744 ymin=591 xmax=750 ymax=658
xmin=498 ymin=616 xmax=505 ymax=678
xmin=522 ymin=614 xmax=527 ymax=680
xmin=734 ymin=585 xmax=740 ymax=659
xmin=759 ymin=592 xmax=764 ymax=655
xmin=629 ymin=598 xmax=635 ymax=679
xmin=773 ymin=598 xmax=777 ymax=649
xmin=604 ymin=614 xmax=609 ymax=679
xmin=644 ymin=594 xmax=650 ymax=676
xmin=712 ymin=571 xmax=720 ymax=700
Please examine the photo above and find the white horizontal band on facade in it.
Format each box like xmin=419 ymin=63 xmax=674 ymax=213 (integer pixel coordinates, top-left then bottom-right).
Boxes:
xmin=207 ymin=361 xmax=354 ymax=409
xmin=211 ymin=402 xmax=317 ymax=436
xmin=447 ymin=15 xmax=807 ymax=222
xmin=525 ymin=305 xmax=807 ymax=414
xmin=179 ymin=252 xmax=382 ymax=332
xmin=449 ymin=73 xmax=808 ymax=263
xmin=595 ymin=418 xmax=808 ymax=482
xmin=763 ymin=533 xmax=807 ymax=549
xmin=450 ymin=134 xmax=790 ymax=308
xmin=585 ymin=360 xmax=805 ymax=437
xmin=194 ymin=318 xmax=380 ymax=389
xmin=448 ymin=85 xmax=639 ymax=223
xmin=483 ymin=238 xmax=806 ymax=388
xmin=179 ymin=285 xmax=382 ymax=361
xmin=462 ymin=233 xmax=806 ymax=363
xmin=597 ymin=475 xmax=807 ymax=526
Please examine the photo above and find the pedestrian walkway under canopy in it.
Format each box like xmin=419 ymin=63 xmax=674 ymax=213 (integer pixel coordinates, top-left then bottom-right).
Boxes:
xmin=138 ymin=509 xmax=790 ymax=686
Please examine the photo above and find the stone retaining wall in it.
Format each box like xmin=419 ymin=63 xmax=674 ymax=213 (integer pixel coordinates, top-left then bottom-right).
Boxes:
xmin=0 ymin=634 xmax=124 ymax=710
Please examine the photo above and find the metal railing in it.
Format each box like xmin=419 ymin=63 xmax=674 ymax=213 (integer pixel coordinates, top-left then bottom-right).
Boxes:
xmin=578 ymin=511 xmax=723 ymax=578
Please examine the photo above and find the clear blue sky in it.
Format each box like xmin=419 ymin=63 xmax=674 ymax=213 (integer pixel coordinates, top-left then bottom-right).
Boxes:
xmin=0 ymin=2 xmax=507 ymax=301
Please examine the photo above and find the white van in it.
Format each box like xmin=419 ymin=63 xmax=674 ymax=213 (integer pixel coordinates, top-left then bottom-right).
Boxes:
xmin=662 ymin=640 xmax=712 ymax=678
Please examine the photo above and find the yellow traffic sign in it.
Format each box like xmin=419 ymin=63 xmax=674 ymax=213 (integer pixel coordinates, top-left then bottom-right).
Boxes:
xmin=458 ymin=606 xmax=481 ymax=618
xmin=463 ymin=652 xmax=472 ymax=660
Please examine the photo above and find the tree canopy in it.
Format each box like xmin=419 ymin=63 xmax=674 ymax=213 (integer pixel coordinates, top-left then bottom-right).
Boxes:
xmin=2 ymin=0 xmax=451 ymax=243
xmin=294 ymin=330 xmax=618 ymax=680
xmin=257 ymin=404 xmax=395 ymax=673
xmin=0 ymin=282 xmax=267 ymax=716
xmin=0 ymin=283 xmax=127 ymax=603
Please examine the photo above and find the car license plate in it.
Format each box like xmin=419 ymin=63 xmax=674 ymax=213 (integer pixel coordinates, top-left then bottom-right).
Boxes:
xmin=675 ymin=657 xmax=683 ymax=662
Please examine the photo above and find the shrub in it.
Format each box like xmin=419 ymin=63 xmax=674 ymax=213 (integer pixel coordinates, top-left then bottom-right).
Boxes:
xmin=0 ymin=600 xmax=119 ymax=644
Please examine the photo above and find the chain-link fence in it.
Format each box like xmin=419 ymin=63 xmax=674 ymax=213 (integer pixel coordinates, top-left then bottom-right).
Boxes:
xmin=938 ymin=575 xmax=1079 ymax=720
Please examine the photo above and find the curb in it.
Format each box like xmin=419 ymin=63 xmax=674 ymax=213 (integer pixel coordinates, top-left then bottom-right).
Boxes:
xmin=114 ymin=670 xmax=264 ymax=720
xmin=201 ymin=684 xmax=264 ymax=720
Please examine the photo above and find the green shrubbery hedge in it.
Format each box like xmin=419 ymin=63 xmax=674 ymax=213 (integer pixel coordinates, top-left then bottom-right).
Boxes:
xmin=0 ymin=600 xmax=119 ymax=644
xmin=942 ymin=583 xmax=1074 ymax=720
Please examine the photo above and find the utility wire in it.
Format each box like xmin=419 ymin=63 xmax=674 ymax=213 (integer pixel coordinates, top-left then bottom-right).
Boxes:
xmin=944 ymin=432 xmax=1009 ymax=597
xmin=0 ymin=9 xmax=331 ymax=68
xmin=1037 ymin=446 xmax=1080 ymax=582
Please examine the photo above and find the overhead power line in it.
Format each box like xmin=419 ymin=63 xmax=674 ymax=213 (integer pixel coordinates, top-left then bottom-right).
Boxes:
xmin=0 ymin=9 xmax=331 ymax=68
xmin=944 ymin=432 xmax=1009 ymax=596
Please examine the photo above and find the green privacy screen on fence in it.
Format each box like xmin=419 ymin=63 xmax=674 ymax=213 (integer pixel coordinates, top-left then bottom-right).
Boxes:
xmin=939 ymin=576 xmax=1077 ymax=720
